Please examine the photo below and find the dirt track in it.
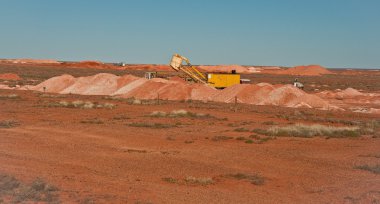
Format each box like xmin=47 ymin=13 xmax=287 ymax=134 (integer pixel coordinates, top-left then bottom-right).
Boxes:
xmin=1 ymin=88 xmax=379 ymax=203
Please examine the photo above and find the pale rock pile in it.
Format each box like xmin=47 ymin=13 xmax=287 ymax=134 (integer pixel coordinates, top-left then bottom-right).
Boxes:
xmin=0 ymin=59 xmax=60 ymax=64
xmin=28 ymin=73 xmax=333 ymax=109
xmin=278 ymin=65 xmax=333 ymax=76
xmin=212 ymin=83 xmax=329 ymax=109
xmin=198 ymin=65 xmax=255 ymax=74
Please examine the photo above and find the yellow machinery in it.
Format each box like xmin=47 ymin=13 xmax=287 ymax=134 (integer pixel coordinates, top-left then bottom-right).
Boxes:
xmin=169 ymin=53 xmax=241 ymax=89
xmin=207 ymin=73 xmax=240 ymax=88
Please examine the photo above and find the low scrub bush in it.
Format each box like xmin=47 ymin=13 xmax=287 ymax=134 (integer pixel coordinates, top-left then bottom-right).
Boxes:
xmin=128 ymin=122 xmax=176 ymax=129
xmin=48 ymin=100 xmax=116 ymax=109
xmin=234 ymin=127 xmax=250 ymax=132
xmin=80 ymin=118 xmax=104 ymax=124
xmin=38 ymin=93 xmax=66 ymax=98
xmin=211 ymin=135 xmax=233 ymax=141
xmin=0 ymin=120 xmax=20 ymax=128
xmin=185 ymin=176 xmax=214 ymax=185
xmin=262 ymin=121 xmax=278 ymax=125
xmin=258 ymin=124 xmax=360 ymax=138
xmin=150 ymin=109 xmax=211 ymax=118
xmin=226 ymin=173 xmax=265 ymax=185
xmin=0 ymin=94 xmax=20 ymax=99
xmin=355 ymin=164 xmax=380 ymax=174
xmin=162 ymin=177 xmax=178 ymax=184
xmin=0 ymin=174 xmax=60 ymax=203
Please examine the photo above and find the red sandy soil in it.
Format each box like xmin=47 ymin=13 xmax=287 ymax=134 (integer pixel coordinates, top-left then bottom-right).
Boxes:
xmin=263 ymin=65 xmax=333 ymax=76
xmin=0 ymin=89 xmax=379 ymax=203
xmin=0 ymin=73 xmax=22 ymax=80
xmin=0 ymin=59 xmax=60 ymax=64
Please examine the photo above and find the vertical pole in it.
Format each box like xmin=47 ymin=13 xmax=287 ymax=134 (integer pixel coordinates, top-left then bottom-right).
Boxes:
xmin=234 ymin=96 xmax=238 ymax=112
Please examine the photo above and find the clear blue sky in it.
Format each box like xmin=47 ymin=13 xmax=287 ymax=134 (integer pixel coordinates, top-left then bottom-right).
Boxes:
xmin=0 ymin=0 xmax=379 ymax=68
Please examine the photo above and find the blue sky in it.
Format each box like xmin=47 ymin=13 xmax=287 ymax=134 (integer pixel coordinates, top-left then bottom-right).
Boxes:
xmin=0 ymin=0 xmax=379 ymax=68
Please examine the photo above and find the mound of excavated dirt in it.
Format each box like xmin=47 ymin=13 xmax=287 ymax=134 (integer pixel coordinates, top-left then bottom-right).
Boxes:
xmin=317 ymin=88 xmax=366 ymax=99
xmin=33 ymin=74 xmax=77 ymax=92
xmin=0 ymin=59 xmax=60 ymax=64
xmin=78 ymin=61 xmax=104 ymax=66
xmin=280 ymin=65 xmax=333 ymax=76
xmin=29 ymin=73 xmax=332 ymax=109
xmin=59 ymin=60 xmax=121 ymax=70
xmin=0 ymin=73 xmax=22 ymax=80
xmin=212 ymin=84 xmax=329 ymax=108
xmin=337 ymin=88 xmax=364 ymax=97
xmin=198 ymin=65 xmax=253 ymax=73
xmin=60 ymin=73 xmax=120 ymax=95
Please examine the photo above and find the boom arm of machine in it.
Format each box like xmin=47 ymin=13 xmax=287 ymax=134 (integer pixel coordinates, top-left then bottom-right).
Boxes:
xmin=169 ymin=54 xmax=208 ymax=84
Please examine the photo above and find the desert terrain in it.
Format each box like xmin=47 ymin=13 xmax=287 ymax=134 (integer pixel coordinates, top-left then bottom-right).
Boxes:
xmin=0 ymin=60 xmax=379 ymax=203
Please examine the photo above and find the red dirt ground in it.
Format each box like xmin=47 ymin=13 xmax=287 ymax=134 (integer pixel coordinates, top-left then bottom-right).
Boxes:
xmin=0 ymin=73 xmax=22 ymax=80
xmin=1 ymin=89 xmax=379 ymax=203
xmin=0 ymin=62 xmax=379 ymax=203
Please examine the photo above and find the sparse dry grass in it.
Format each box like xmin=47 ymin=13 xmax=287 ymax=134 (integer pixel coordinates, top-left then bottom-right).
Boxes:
xmin=0 ymin=94 xmax=20 ymax=99
xmin=0 ymin=173 xmax=60 ymax=203
xmin=150 ymin=109 xmax=211 ymax=118
xmin=38 ymin=93 xmax=66 ymax=98
xmin=256 ymin=124 xmax=360 ymax=138
xmin=112 ymin=115 xmax=130 ymax=120
xmin=234 ymin=127 xmax=250 ymax=132
xmin=226 ymin=173 xmax=265 ymax=185
xmin=162 ymin=176 xmax=214 ymax=186
xmin=211 ymin=135 xmax=233 ymax=141
xmin=185 ymin=176 xmax=214 ymax=185
xmin=0 ymin=120 xmax=20 ymax=128
xmin=162 ymin=177 xmax=178 ymax=184
xmin=47 ymin=100 xmax=116 ymax=109
xmin=80 ymin=118 xmax=104 ymax=124
xmin=355 ymin=164 xmax=380 ymax=174
xmin=128 ymin=122 xmax=177 ymax=129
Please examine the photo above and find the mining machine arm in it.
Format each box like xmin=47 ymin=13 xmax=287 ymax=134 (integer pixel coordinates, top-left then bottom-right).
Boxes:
xmin=169 ymin=53 xmax=208 ymax=84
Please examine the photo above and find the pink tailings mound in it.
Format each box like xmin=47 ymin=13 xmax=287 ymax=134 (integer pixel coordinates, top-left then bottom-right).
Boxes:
xmin=212 ymin=83 xmax=329 ymax=109
xmin=198 ymin=65 xmax=251 ymax=73
xmin=0 ymin=73 xmax=22 ymax=80
xmin=60 ymin=73 xmax=120 ymax=95
xmin=30 ymin=73 xmax=332 ymax=109
xmin=0 ymin=59 xmax=60 ymax=64
xmin=279 ymin=65 xmax=333 ymax=76
xmin=32 ymin=74 xmax=77 ymax=92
